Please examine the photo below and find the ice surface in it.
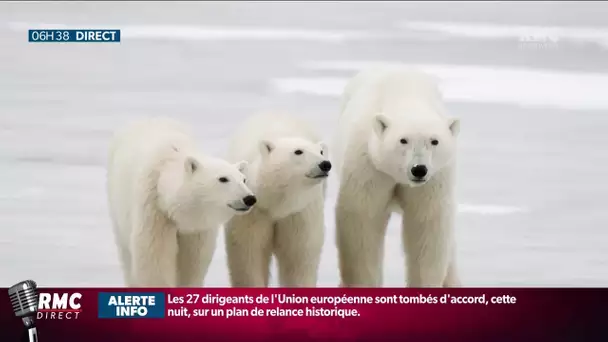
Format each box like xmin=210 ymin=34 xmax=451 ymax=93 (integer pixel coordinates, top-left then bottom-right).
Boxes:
xmin=274 ymin=62 xmax=608 ymax=110
xmin=1 ymin=2 xmax=607 ymax=287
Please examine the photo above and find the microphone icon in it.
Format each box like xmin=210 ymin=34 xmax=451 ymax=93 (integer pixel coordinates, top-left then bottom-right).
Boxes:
xmin=8 ymin=280 xmax=39 ymax=342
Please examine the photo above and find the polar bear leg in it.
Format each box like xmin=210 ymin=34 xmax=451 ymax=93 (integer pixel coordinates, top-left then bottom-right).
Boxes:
xmin=396 ymin=169 xmax=457 ymax=287
xmin=110 ymin=213 xmax=135 ymax=286
xmin=177 ymin=229 xmax=219 ymax=287
xmin=225 ymin=211 xmax=273 ymax=287
xmin=335 ymin=174 xmax=395 ymax=287
xmin=274 ymin=203 xmax=324 ymax=287
xmin=442 ymin=248 xmax=461 ymax=287
xmin=336 ymin=207 xmax=390 ymax=287
xmin=116 ymin=243 xmax=134 ymax=286
xmin=400 ymin=200 xmax=453 ymax=287
xmin=130 ymin=210 xmax=179 ymax=287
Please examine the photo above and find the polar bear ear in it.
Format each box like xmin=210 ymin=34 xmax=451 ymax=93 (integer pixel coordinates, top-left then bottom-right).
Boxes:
xmin=448 ymin=117 xmax=460 ymax=137
xmin=185 ymin=157 xmax=200 ymax=174
xmin=318 ymin=141 xmax=329 ymax=156
xmin=234 ymin=160 xmax=248 ymax=173
xmin=372 ymin=113 xmax=390 ymax=138
xmin=259 ymin=140 xmax=275 ymax=156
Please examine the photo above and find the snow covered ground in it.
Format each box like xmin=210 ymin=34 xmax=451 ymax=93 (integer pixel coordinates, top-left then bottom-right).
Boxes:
xmin=1 ymin=2 xmax=607 ymax=287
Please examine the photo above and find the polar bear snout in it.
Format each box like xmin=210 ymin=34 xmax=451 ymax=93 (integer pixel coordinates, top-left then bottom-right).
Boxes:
xmin=242 ymin=195 xmax=257 ymax=207
xmin=228 ymin=195 xmax=257 ymax=213
xmin=306 ymin=160 xmax=332 ymax=179
xmin=410 ymin=164 xmax=428 ymax=179
xmin=408 ymin=164 xmax=429 ymax=185
xmin=319 ymin=160 xmax=332 ymax=172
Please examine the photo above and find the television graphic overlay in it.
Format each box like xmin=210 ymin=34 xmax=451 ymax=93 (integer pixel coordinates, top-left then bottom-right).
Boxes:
xmin=8 ymin=280 xmax=39 ymax=342
xmin=37 ymin=292 xmax=82 ymax=320
xmin=98 ymin=292 xmax=165 ymax=319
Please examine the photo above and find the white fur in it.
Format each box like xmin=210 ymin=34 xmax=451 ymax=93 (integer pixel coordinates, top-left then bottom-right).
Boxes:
xmin=107 ymin=118 xmax=255 ymax=287
xmin=225 ymin=112 xmax=329 ymax=287
xmin=334 ymin=67 xmax=461 ymax=287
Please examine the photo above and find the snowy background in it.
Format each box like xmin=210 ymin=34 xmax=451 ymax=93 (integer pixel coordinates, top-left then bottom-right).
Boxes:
xmin=1 ymin=2 xmax=607 ymax=287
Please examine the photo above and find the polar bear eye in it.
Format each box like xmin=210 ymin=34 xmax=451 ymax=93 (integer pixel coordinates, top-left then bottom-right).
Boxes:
xmin=400 ymin=138 xmax=408 ymax=144
xmin=431 ymin=139 xmax=439 ymax=146
xmin=294 ymin=149 xmax=303 ymax=155
xmin=218 ymin=177 xmax=229 ymax=183
xmin=243 ymin=178 xmax=247 ymax=184
xmin=320 ymin=150 xmax=324 ymax=155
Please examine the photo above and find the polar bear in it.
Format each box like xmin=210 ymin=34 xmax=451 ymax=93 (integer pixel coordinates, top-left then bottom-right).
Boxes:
xmin=224 ymin=113 xmax=331 ymax=287
xmin=334 ymin=67 xmax=461 ymax=287
xmin=107 ymin=118 xmax=256 ymax=287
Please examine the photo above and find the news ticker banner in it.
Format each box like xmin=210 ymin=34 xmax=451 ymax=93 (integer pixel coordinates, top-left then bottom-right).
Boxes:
xmin=1 ymin=288 xmax=607 ymax=341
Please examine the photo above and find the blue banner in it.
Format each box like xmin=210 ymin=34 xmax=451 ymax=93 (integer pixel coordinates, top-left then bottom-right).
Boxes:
xmin=98 ymin=292 xmax=165 ymax=319
xmin=28 ymin=29 xmax=121 ymax=43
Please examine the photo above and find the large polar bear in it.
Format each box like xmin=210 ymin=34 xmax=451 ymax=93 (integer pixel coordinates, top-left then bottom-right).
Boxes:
xmin=334 ymin=67 xmax=461 ymax=287
xmin=107 ymin=118 xmax=257 ymax=287
xmin=224 ymin=113 xmax=331 ymax=287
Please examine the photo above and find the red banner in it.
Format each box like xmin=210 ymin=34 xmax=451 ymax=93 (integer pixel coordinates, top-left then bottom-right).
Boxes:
xmin=2 ymin=288 xmax=606 ymax=341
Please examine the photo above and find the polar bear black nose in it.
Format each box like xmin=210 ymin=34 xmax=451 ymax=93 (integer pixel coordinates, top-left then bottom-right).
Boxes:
xmin=319 ymin=160 xmax=332 ymax=172
xmin=242 ymin=195 xmax=257 ymax=207
xmin=411 ymin=164 xmax=428 ymax=178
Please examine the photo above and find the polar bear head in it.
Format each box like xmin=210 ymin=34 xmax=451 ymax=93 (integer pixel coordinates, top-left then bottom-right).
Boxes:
xmin=256 ymin=137 xmax=331 ymax=186
xmin=159 ymin=155 xmax=256 ymax=232
xmin=368 ymin=113 xmax=459 ymax=187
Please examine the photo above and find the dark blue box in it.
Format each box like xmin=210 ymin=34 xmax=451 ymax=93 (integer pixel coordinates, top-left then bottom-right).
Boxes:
xmin=98 ymin=292 xmax=165 ymax=319
xmin=28 ymin=29 xmax=121 ymax=43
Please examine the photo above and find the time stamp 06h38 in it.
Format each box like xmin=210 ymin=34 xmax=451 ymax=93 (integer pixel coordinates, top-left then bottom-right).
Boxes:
xmin=28 ymin=29 xmax=121 ymax=43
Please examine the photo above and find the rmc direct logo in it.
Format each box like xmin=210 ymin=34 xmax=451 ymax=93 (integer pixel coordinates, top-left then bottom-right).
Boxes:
xmin=37 ymin=292 xmax=82 ymax=320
